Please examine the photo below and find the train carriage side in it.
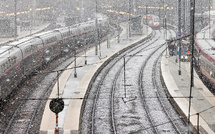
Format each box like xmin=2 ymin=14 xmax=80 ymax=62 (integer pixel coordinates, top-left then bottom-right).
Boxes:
xmin=65 ymin=26 xmax=82 ymax=51
xmin=55 ymin=27 xmax=71 ymax=54
xmin=78 ymin=21 xmax=101 ymax=48
xmin=195 ymin=33 xmax=215 ymax=90
xmin=37 ymin=31 xmax=62 ymax=65
xmin=98 ymin=16 xmax=109 ymax=37
xmin=74 ymin=24 xmax=85 ymax=48
xmin=14 ymin=38 xmax=44 ymax=77
xmin=81 ymin=22 xmax=96 ymax=45
xmin=0 ymin=46 xmax=23 ymax=101
xmin=199 ymin=54 xmax=215 ymax=89
xmin=83 ymin=21 xmax=97 ymax=44
xmin=65 ymin=23 xmax=95 ymax=51
xmin=0 ymin=15 xmax=109 ymax=102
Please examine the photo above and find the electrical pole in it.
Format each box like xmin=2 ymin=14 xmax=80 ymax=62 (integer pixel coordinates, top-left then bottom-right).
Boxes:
xmin=95 ymin=0 xmax=98 ymax=55
xmin=32 ymin=0 xmax=36 ymax=27
xmin=14 ymin=0 xmax=17 ymax=40
xmin=123 ymin=57 xmax=126 ymax=98
xmin=188 ymin=0 xmax=195 ymax=133
xmin=178 ymin=0 xmax=182 ymax=75
xmin=129 ymin=0 xmax=131 ymax=37
xmin=209 ymin=0 xmax=211 ymax=39
xmin=117 ymin=0 xmax=120 ymax=43
xmin=74 ymin=48 xmax=77 ymax=78
xmin=182 ymin=0 xmax=186 ymax=35
xmin=146 ymin=5 xmax=148 ymax=36
xmin=164 ymin=4 xmax=168 ymax=40
xmin=81 ymin=0 xmax=84 ymax=22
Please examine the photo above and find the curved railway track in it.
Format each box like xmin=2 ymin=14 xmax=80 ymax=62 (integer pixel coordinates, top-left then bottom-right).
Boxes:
xmin=81 ymin=29 xmax=187 ymax=133
xmin=3 ymin=53 xmax=76 ymax=134
xmin=0 ymin=27 xmax=115 ymax=134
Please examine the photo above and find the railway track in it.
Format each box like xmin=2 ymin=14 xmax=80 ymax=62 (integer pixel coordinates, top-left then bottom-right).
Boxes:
xmin=0 ymin=26 xmax=115 ymax=133
xmin=3 ymin=53 xmax=76 ymax=134
xmin=139 ymin=30 xmax=187 ymax=133
xmin=81 ymin=29 xmax=187 ymax=133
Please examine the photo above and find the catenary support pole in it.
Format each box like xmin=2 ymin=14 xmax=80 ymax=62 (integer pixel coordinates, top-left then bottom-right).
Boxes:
xmin=14 ymin=0 xmax=17 ymax=40
xmin=188 ymin=0 xmax=195 ymax=133
xmin=178 ymin=0 xmax=182 ymax=75
xmin=95 ymin=0 xmax=98 ymax=55
xmin=197 ymin=113 xmax=200 ymax=134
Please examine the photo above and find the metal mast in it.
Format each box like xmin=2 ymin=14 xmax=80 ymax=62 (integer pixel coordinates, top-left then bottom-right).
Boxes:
xmin=188 ymin=0 xmax=195 ymax=133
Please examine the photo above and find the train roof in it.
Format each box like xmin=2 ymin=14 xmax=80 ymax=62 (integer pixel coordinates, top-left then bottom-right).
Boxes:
xmin=0 ymin=45 xmax=12 ymax=55
xmin=8 ymin=36 xmax=34 ymax=46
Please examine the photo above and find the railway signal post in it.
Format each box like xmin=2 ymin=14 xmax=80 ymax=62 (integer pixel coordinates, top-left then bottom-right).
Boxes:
xmin=49 ymin=98 xmax=64 ymax=134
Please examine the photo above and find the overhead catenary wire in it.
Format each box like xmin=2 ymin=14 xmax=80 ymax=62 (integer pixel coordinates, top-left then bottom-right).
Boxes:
xmin=13 ymin=35 xmax=215 ymax=133
xmin=23 ymin=39 xmax=215 ymax=101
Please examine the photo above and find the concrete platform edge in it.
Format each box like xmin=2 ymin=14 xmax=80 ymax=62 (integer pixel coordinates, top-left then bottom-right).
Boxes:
xmin=160 ymin=53 xmax=215 ymax=134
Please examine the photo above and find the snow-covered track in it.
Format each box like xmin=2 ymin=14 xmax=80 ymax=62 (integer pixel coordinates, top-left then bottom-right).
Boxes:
xmin=81 ymin=29 xmax=187 ymax=133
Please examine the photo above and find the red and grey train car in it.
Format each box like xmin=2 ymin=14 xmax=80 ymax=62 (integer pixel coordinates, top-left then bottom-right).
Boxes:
xmin=194 ymin=26 xmax=215 ymax=89
xmin=143 ymin=15 xmax=160 ymax=29
xmin=0 ymin=14 xmax=108 ymax=102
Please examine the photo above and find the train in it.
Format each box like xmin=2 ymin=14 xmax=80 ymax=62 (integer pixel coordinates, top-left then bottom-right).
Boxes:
xmin=194 ymin=25 xmax=215 ymax=91
xmin=143 ymin=15 xmax=160 ymax=29
xmin=0 ymin=14 xmax=109 ymax=102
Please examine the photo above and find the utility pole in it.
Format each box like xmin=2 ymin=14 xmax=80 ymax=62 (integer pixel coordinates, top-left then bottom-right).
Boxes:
xmin=14 ymin=0 xmax=17 ymax=40
xmin=133 ymin=0 xmax=136 ymax=16
xmin=146 ymin=5 xmax=148 ymax=36
xmin=129 ymin=0 xmax=131 ymax=37
xmin=74 ymin=48 xmax=77 ymax=78
xmin=32 ymin=0 xmax=36 ymax=27
xmin=188 ymin=0 xmax=195 ymax=133
xmin=209 ymin=0 xmax=211 ymax=39
xmin=164 ymin=4 xmax=168 ymax=40
xmin=117 ymin=0 xmax=120 ymax=43
xmin=178 ymin=0 xmax=182 ymax=75
xmin=81 ymin=0 xmax=84 ymax=22
xmin=123 ymin=57 xmax=126 ymax=98
xmin=182 ymin=0 xmax=186 ymax=35
xmin=95 ymin=0 xmax=98 ymax=55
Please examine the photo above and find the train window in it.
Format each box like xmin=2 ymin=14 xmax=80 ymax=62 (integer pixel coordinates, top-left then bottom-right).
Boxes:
xmin=154 ymin=18 xmax=159 ymax=22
